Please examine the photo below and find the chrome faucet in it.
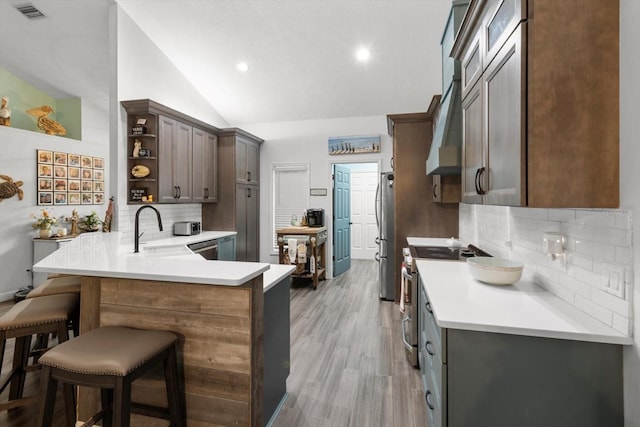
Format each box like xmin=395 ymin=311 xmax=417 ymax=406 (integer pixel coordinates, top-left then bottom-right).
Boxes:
xmin=134 ymin=205 xmax=163 ymax=253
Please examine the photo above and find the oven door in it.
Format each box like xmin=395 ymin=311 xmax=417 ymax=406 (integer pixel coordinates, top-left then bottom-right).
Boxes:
xmin=401 ymin=266 xmax=419 ymax=367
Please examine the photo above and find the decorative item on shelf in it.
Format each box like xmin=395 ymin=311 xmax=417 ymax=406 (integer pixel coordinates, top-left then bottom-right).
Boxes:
xmin=78 ymin=211 xmax=102 ymax=232
xmin=141 ymin=194 xmax=154 ymax=203
xmin=102 ymin=197 xmax=114 ymax=232
xmin=65 ymin=209 xmax=80 ymax=235
xmin=132 ymin=139 xmax=142 ymax=157
xmin=0 ymin=174 xmax=24 ymax=201
xmin=0 ymin=96 xmax=11 ymax=127
xmin=138 ymin=148 xmax=152 ymax=157
xmin=31 ymin=208 xmax=57 ymax=238
xmin=130 ymin=187 xmax=148 ymax=202
xmin=26 ymin=105 xmax=66 ymax=136
xmin=131 ymin=164 xmax=150 ymax=178
xmin=131 ymin=118 xmax=147 ymax=135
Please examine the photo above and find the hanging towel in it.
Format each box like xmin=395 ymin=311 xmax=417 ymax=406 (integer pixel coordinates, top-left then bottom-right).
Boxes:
xmin=400 ymin=264 xmax=408 ymax=313
xmin=297 ymin=242 xmax=307 ymax=264
xmin=287 ymin=239 xmax=297 ymax=264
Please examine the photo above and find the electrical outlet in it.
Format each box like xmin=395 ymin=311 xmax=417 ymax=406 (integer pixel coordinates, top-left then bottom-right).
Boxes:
xmin=600 ymin=262 xmax=625 ymax=299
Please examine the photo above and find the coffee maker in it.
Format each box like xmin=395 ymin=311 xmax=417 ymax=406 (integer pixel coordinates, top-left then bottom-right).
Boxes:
xmin=306 ymin=208 xmax=325 ymax=227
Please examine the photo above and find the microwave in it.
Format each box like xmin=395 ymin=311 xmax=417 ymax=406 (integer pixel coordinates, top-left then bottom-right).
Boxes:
xmin=173 ymin=221 xmax=201 ymax=236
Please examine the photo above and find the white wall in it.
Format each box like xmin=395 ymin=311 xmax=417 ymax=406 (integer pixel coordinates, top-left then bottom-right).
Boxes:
xmin=620 ymin=1 xmax=640 ymax=424
xmin=243 ymin=116 xmax=392 ymax=274
xmin=114 ymin=6 xmax=230 ymax=241
xmin=458 ymin=2 xmax=640 ymax=424
xmin=0 ymin=52 xmax=110 ymax=302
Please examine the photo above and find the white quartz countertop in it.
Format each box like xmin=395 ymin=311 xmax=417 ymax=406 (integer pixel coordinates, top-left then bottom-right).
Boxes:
xmin=407 ymin=236 xmax=631 ymax=345
xmin=140 ymin=231 xmax=237 ymax=252
xmin=33 ymin=232 xmax=270 ymax=287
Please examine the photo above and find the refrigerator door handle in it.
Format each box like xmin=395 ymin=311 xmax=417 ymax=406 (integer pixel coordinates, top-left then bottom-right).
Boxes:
xmin=374 ymin=183 xmax=380 ymax=229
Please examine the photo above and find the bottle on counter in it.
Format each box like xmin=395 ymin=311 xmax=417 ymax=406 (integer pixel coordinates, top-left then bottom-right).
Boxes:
xmin=301 ymin=212 xmax=308 ymax=226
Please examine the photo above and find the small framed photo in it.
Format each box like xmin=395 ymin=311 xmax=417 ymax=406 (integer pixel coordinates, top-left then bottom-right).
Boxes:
xmin=81 ymin=168 xmax=93 ymax=180
xmin=93 ymin=181 xmax=104 ymax=192
xmin=38 ymin=164 xmax=53 ymax=177
xmin=81 ymin=156 xmax=93 ymax=168
xmin=93 ymin=170 xmax=104 ymax=181
xmin=68 ymin=167 xmax=80 ymax=179
xmin=38 ymin=192 xmax=53 ymax=205
xmin=93 ymin=157 xmax=104 ymax=169
xmin=81 ymin=180 xmax=93 ymax=192
xmin=54 ymin=152 xmax=68 ymax=165
xmin=38 ymin=178 xmax=53 ymax=191
xmin=68 ymin=154 xmax=81 ymax=167
xmin=81 ymin=193 xmax=93 ymax=204
xmin=37 ymin=150 xmax=53 ymax=164
xmin=54 ymin=179 xmax=67 ymax=191
xmin=68 ymin=179 xmax=81 ymax=191
xmin=54 ymin=192 xmax=67 ymax=205
xmin=54 ymin=166 xmax=67 ymax=178
xmin=93 ymin=193 xmax=104 ymax=204
xmin=68 ymin=192 xmax=81 ymax=205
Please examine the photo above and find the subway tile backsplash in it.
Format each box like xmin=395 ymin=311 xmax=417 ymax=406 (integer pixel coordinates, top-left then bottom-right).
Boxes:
xmin=459 ymin=203 xmax=634 ymax=336
xmin=116 ymin=204 xmax=202 ymax=244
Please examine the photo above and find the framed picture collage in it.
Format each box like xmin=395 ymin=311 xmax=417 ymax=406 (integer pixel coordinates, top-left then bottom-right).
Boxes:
xmin=37 ymin=149 xmax=105 ymax=206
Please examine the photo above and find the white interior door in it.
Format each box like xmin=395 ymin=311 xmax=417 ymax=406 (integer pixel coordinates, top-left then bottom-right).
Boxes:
xmin=350 ymin=170 xmax=378 ymax=259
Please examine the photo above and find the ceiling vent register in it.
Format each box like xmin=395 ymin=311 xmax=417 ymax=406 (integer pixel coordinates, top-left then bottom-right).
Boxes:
xmin=15 ymin=3 xmax=46 ymax=19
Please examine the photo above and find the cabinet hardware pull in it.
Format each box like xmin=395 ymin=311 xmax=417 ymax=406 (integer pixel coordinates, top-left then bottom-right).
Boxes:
xmin=478 ymin=167 xmax=486 ymax=195
xmin=174 ymin=186 xmax=178 ymax=199
xmin=426 ymin=301 xmax=433 ymax=314
xmin=425 ymin=391 xmax=435 ymax=410
xmin=247 ymin=171 xmax=251 ymax=182
xmin=433 ymin=183 xmax=438 ymax=199
xmin=425 ymin=341 xmax=435 ymax=356
xmin=177 ymin=186 xmax=181 ymax=199
xmin=204 ymin=188 xmax=208 ymax=199
xmin=247 ymin=187 xmax=251 ymax=198
xmin=474 ymin=168 xmax=481 ymax=194
xmin=390 ymin=157 xmax=395 ymax=170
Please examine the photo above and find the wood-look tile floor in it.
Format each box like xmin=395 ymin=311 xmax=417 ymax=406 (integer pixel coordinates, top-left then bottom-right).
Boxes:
xmin=0 ymin=259 xmax=426 ymax=426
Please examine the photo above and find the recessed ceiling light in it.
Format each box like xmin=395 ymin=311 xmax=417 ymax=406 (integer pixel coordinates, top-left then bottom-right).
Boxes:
xmin=236 ymin=62 xmax=249 ymax=72
xmin=356 ymin=47 xmax=371 ymax=62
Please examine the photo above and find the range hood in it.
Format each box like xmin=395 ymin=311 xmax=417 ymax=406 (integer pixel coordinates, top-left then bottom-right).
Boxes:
xmin=426 ymin=82 xmax=463 ymax=175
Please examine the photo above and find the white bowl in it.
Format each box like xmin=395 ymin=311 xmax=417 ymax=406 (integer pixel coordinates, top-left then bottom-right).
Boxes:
xmin=467 ymin=257 xmax=523 ymax=285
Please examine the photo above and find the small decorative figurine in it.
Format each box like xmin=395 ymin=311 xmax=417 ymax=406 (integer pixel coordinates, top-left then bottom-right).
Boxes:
xmin=0 ymin=174 xmax=24 ymax=201
xmin=0 ymin=96 xmax=11 ymax=127
xmin=132 ymin=139 xmax=142 ymax=157
xmin=65 ymin=209 xmax=80 ymax=235
xmin=26 ymin=105 xmax=66 ymax=136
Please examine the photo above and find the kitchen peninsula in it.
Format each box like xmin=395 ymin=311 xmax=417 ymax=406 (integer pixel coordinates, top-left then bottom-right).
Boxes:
xmin=33 ymin=232 xmax=292 ymax=426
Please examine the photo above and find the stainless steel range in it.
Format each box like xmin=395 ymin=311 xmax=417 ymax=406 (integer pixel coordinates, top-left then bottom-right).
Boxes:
xmin=401 ymin=244 xmax=491 ymax=367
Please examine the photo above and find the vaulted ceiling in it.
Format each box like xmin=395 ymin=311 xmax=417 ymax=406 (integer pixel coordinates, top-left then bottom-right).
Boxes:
xmin=1 ymin=0 xmax=453 ymax=126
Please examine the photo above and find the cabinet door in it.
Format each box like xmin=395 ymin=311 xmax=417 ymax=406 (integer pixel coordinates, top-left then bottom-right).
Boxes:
xmin=158 ymin=115 xmax=178 ymax=203
xmin=483 ymin=24 xmax=525 ymax=206
xmin=245 ymin=185 xmax=259 ymax=262
xmin=236 ymin=137 xmax=260 ymax=184
xmin=461 ymin=81 xmax=484 ymax=204
xmin=158 ymin=116 xmax=192 ymax=203
xmin=483 ymin=0 xmax=525 ymax=68
xmin=235 ymin=184 xmax=259 ymax=262
xmin=174 ymin=121 xmax=193 ymax=202
xmin=193 ymin=128 xmax=218 ymax=203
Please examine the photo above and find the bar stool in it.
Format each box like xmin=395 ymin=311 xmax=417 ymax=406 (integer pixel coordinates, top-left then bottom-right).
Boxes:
xmin=0 ymin=293 xmax=79 ymax=414
xmin=27 ymin=275 xmax=81 ymax=299
xmin=37 ymin=325 xmax=185 ymax=427
xmin=27 ymin=275 xmax=82 ymax=338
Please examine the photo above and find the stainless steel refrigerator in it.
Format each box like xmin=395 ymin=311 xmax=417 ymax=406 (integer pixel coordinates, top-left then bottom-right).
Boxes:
xmin=375 ymin=172 xmax=395 ymax=301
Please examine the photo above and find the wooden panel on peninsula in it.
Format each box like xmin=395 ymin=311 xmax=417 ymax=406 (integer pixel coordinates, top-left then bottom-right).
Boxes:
xmin=79 ymin=276 xmax=263 ymax=426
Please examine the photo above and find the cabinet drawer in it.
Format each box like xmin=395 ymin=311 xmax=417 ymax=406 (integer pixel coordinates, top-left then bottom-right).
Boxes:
xmin=422 ymin=288 xmax=447 ymax=363
xmin=483 ymin=0 xmax=526 ymax=67
xmin=423 ymin=348 xmax=446 ymax=427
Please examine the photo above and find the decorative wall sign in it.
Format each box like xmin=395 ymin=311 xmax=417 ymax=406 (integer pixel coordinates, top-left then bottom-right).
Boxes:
xmin=37 ymin=149 xmax=104 ymax=206
xmin=328 ymin=134 xmax=381 ymax=155
xmin=310 ymin=188 xmax=328 ymax=196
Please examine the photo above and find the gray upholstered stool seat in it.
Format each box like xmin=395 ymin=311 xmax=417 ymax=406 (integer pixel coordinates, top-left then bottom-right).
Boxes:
xmin=26 ymin=275 xmax=81 ymax=299
xmin=0 ymin=293 xmax=78 ymax=415
xmin=37 ymin=326 xmax=185 ymax=427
